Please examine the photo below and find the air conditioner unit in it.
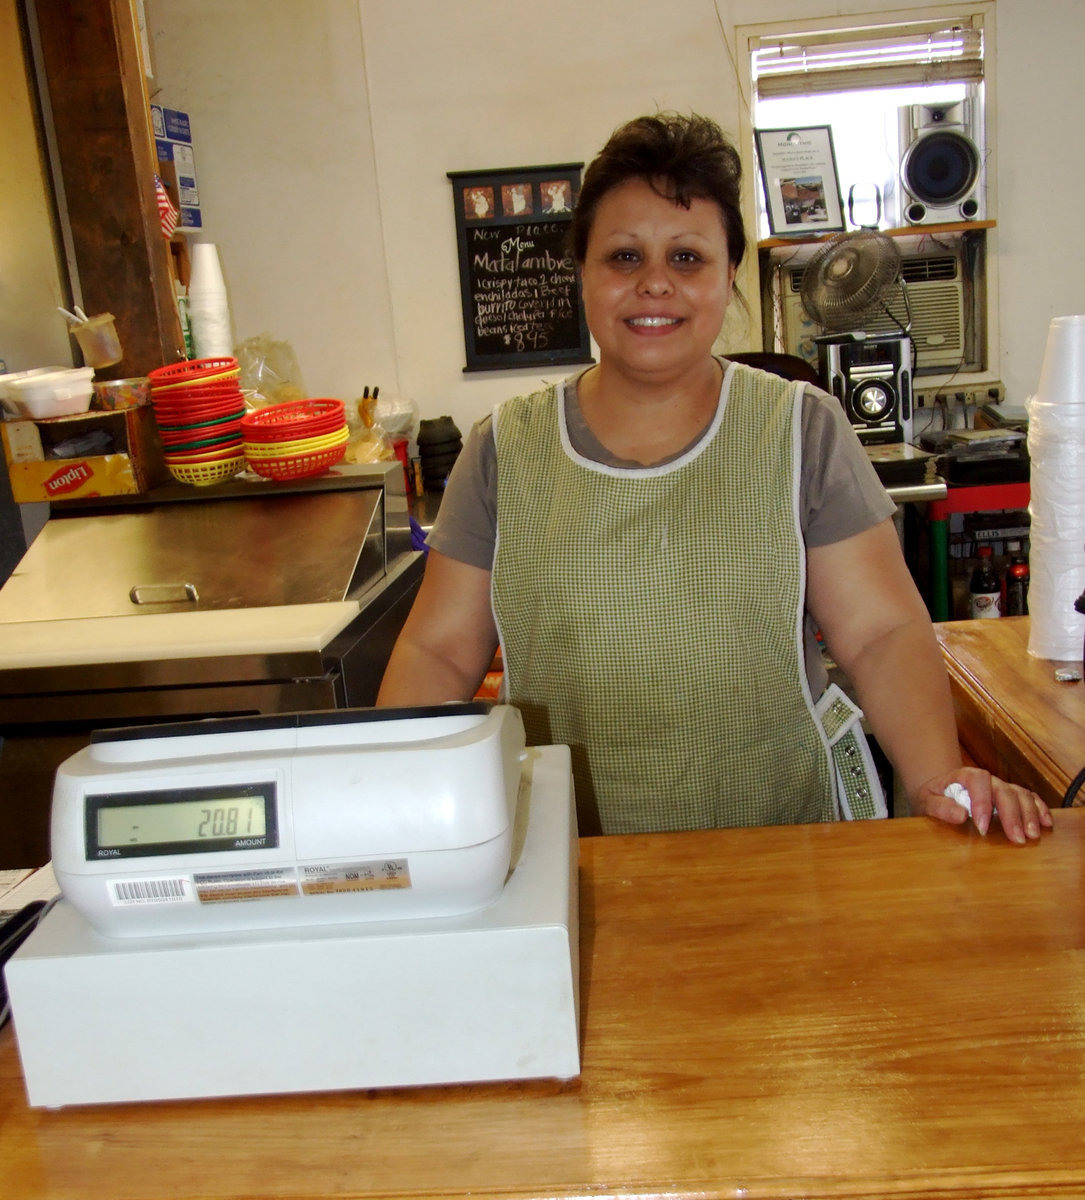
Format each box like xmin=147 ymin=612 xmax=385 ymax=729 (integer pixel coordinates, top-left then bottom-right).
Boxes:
xmin=780 ymin=250 xmax=968 ymax=375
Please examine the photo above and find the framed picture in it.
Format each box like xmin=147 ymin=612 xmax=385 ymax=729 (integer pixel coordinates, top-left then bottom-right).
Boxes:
xmin=755 ymin=126 xmax=845 ymax=236
xmin=447 ymin=163 xmax=592 ymax=372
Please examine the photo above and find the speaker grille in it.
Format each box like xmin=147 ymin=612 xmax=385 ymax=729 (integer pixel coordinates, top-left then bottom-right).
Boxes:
xmin=900 ymin=130 xmax=981 ymax=206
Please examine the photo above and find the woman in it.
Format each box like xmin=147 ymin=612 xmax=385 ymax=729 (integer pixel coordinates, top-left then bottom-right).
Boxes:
xmin=379 ymin=112 xmax=1050 ymax=844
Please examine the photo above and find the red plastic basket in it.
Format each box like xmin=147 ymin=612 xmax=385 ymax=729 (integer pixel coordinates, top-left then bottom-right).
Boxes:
xmin=241 ymin=399 xmax=345 ymax=442
xmin=148 ymin=357 xmax=240 ymax=388
xmin=152 ymin=383 xmax=244 ymax=405
xmin=152 ymin=405 xmax=243 ymax=429
xmin=244 ymin=442 xmax=347 ymax=480
xmin=159 ymin=430 xmax=244 ymax=453
xmin=163 ymin=443 xmax=245 ymax=464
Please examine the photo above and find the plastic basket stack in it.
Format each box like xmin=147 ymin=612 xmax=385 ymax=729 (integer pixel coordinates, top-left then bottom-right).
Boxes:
xmin=147 ymin=356 xmax=246 ymax=486
xmin=241 ymin=400 xmax=350 ymax=480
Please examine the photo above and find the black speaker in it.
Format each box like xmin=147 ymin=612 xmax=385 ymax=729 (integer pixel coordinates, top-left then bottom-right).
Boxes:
xmin=817 ymin=333 xmax=913 ymax=445
xmin=898 ymin=99 xmax=984 ymax=226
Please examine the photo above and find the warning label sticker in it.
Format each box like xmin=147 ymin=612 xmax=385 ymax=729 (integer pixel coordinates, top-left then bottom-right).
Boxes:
xmin=193 ymin=867 xmax=299 ymax=904
xmin=299 ymin=859 xmax=412 ymax=895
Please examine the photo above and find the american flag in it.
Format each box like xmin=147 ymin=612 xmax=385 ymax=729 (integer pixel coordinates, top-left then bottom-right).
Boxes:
xmin=155 ymin=174 xmax=179 ymax=238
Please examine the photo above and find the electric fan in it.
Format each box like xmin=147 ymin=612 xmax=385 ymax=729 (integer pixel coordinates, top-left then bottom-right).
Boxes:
xmin=799 ymin=229 xmax=912 ymax=335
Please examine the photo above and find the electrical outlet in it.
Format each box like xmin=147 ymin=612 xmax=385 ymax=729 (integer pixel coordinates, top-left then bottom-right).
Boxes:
xmin=914 ymin=382 xmax=1004 ymax=409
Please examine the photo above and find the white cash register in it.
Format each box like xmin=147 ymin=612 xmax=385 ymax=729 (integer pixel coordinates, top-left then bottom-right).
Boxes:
xmin=5 ymin=703 xmax=580 ymax=1107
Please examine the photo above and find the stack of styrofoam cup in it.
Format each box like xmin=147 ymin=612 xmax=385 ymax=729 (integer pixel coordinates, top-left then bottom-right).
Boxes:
xmin=1027 ymin=314 xmax=1085 ymax=661
xmin=187 ymin=242 xmax=234 ymax=359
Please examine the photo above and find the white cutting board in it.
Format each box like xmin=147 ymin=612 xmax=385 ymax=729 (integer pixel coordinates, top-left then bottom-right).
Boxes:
xmin=0 ymin=602 xmax=361 ymax=669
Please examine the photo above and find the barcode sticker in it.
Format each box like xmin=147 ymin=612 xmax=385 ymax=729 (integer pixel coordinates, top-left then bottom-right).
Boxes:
xmin=109 ymin=877 xmax=192 ymax=906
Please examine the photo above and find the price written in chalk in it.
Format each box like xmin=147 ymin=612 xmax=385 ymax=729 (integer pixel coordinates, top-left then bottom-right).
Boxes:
xmin=468 ymin=224 xmax=579 ymax=355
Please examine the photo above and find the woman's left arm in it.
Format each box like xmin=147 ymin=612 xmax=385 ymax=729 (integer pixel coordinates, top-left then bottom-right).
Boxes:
xmin=807 ymin=519 xmax=1052 ymax=843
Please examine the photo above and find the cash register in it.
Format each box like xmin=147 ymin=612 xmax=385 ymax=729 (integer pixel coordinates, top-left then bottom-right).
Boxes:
xmin=4 ymin=703 xmax=580 ymax=1107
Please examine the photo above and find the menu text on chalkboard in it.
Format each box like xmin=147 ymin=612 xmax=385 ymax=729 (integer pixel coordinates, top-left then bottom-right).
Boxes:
xmin=448 ymin=163 xmax=593 ymax=372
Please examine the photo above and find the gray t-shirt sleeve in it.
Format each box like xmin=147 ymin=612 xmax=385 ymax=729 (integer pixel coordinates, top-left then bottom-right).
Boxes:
xmin=426 ymin=385 xmax=896 ymax=567
xmin=425 ymin=415 xmax=497 ymax=570
xmin=801 ymin=385 xmax=897 ymax=547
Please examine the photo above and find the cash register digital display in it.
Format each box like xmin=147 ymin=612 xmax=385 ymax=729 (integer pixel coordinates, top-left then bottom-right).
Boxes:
xmin=88 ymin=783 xmax=277 ymax=858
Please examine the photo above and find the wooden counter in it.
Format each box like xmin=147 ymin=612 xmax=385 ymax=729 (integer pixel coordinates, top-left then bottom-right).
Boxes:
xmin=936 ymin=616 xmax=1085 ymax=807
xmin=4 ymin=810 xmax=1085 ymax=1199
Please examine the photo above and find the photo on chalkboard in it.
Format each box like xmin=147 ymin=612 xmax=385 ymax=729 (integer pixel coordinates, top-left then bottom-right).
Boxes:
xmin=541 ymin=180 xmax=573 ymax=213
xmin=448 ymin=163 xmax=593 ymax=373
xmin=462 ymin=186 xmax=495 ymax=220
xmin=501 ymin=183 xmax=533 ymax=217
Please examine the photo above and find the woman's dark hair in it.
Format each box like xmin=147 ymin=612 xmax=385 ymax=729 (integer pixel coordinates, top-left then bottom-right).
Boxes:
xmin=568 ymin=112 xmax=747 ymax=269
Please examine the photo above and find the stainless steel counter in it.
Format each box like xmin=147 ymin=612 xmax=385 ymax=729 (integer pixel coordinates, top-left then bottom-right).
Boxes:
xmin=0 ymin=463 xmax=424 ymax=867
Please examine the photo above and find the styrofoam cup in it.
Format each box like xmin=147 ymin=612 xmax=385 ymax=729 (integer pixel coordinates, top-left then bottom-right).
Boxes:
xmin=189 ymin=242 xmax=227 ymax=296
xmin=1027 ymin=400 xmax=1085 ymax=434
xmin=1036 ymin=314 xmax=1085 ymax=406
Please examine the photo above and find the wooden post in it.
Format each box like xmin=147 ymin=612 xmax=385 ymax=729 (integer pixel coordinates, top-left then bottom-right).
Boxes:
xmin=30 ymin=0 xmax=184 ymax=377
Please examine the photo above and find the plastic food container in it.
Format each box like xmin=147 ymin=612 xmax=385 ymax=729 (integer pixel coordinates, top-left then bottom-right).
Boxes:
xmin=92 ymin=376 xmax=150 ymax=411
xmin=0 ymin=367 xmax=68 ymax=415
xmin=6 ymin=368 xmax=96 ymax=419
xmin=72 ymin=313 xmax=123 ymax=369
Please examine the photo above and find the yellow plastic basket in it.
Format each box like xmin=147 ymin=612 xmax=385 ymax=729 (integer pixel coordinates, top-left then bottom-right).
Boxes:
xmin=167 ymin=456 xmax=246 ymax=486
xmin=242 ymin=425 xmax=349 ymax=458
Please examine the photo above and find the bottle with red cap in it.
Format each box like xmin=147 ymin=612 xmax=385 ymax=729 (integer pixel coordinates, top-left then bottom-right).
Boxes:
xmin=968 ymin=545 xmax=1002 ymax=619
xmin=1005 ymin=542 xmax=1030 ymax=616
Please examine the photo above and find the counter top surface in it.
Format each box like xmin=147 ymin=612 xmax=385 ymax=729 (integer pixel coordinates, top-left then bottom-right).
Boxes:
xmin=936 ymin=616 xmax=1085 ymax=807
xmin=3 ymin=809 xmax=1085 ymax=1199
xmin=0 ymin=602 xmax=361 ymax=668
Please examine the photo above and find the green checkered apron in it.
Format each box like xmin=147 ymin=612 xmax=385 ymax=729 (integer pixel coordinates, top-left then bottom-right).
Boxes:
xmin=492 ymin=364 xmax=862 ymax=835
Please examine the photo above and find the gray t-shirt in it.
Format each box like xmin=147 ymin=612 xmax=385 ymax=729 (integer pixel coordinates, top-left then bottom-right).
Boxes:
xmin=426 ymin=363 xmax=895 ymax=696
xmin=429 ymin=363 xmax=895 ymax=570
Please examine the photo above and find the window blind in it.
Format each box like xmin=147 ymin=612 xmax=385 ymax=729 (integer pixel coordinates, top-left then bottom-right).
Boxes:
xmin=752 ymin=19 xmax=984 ymax=99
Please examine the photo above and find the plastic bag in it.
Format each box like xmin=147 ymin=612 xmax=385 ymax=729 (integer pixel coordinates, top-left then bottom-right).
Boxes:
xmin=344 ymin=390 xmax=396 ymax=464
xmin=236 ymin=333 xmax=307 ymax=407
xmin=373 ymin=391 xmax=418 ymax=437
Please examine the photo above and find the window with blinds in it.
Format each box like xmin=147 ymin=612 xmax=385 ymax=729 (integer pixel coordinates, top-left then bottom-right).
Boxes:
xmin=747 ymin=9 xmax=994 ymax=377
xmin=748 ymin=11 xmax=990 ymax=237
xmin=752 ymin=19 xmax=985 ymax=99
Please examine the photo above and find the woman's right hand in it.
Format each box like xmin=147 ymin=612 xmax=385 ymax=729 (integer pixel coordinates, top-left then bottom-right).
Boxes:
xmin=913 ymin=767 xmax=1053 ymax=845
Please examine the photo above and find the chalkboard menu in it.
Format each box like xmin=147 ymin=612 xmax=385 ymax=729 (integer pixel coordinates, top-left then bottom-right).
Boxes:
xmin=448 ymin=163 xmax=593 ymax=372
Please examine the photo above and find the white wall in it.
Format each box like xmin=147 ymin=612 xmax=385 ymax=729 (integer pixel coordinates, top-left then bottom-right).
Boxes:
xmin=144 ymin=0 xmax=399 ymax=402
xmin=360 ymin=0 xmax=746 ymax=435
xmin=988 ymin=1 xmax=1084 ymax=400
xmin=141 ymin=0 xmax=1085 ymax=440
xmin=0 ymin=1 xmax=74 ymax=374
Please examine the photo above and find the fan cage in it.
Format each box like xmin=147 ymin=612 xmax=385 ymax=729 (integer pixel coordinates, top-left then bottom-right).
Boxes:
xmin=800 ymin=232 xmax=903 ymax=332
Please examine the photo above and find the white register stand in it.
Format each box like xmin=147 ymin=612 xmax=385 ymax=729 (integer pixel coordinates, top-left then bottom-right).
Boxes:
xmin=6 ymin=746 xmax=579 ymax=1107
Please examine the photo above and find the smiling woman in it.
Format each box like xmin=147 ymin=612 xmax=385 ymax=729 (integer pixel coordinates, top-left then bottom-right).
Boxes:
xmin=376 ymin=111 xmax=1051 ymax=846
xmin=575 ymin=179 xmax=735 ymax=462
